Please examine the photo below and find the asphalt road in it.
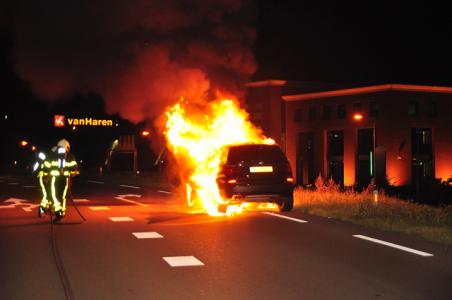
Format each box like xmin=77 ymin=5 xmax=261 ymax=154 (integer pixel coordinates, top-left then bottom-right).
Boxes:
xmin=1 ymin=174 xmax=451 ymax=300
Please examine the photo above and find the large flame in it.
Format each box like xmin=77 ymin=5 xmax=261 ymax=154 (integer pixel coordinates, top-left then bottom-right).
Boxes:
xmin=164 ymin=97 xmax=274 ymax=216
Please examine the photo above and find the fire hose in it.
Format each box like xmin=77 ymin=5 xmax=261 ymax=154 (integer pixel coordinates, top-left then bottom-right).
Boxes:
xmin=47 ymin=183 xmax=85 ymax=300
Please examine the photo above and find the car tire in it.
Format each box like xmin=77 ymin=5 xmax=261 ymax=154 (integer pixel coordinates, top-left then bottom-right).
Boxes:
xmin=280 ymin=196 xmax=294 ymax=212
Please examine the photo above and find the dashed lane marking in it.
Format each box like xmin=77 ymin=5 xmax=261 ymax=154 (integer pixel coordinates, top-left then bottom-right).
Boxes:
xmin=24 ymin=185 xmax=37 ymax=188
xmin=163 ymin=256 xmax=204 ymax=267
xmin=74 ymin=199 xmax=90 ymax=203
xmin=157 ymin=190 xmax=172 ymax=194
xmin=132 ymin=232 xmax=163 ymax=239
xmin=87 ymin=180 xmax=104 ymax=184
xmin=263 ymin=212 xmax=308 ymax=223
xmin=109 ymin=217 xmax=134 ymax=222
xmin=7 ymin=182 xmax=19 ymax=185
xmin=119 ymin=184 xmax=141 ymax=189
xmin=89 ymin=206 xmax=110 ymax=211
xmin=353 ymin=235 xmax=434 ymax=257
xmin=115 ymin=194 xmax=149 ymax=207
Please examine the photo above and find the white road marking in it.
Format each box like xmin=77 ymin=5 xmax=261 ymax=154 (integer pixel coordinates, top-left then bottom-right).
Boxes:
xmin=353 ymin=235 xmax=434 ymax=257
xmin=89 ymin=206 xmax=110 ymax=211
xmin=23 ymin=185 xmax=37 ymax=188
xmin=87 ymin=180 xmax=104 ymax=184
xmin=115 ymin=194 xmax=149 ymax=207
xmin=0 ymin=198 xmax=39 ymax=212
xmin=109 ymin=217 xmax=134 ymax=222
xmin=263 ymin=212 xmax=308 ymax=223
xmin=120 ymin=184 xmax=141 ymax=189
xmin=163 ymin=256 xmax=204 ymax=267
xmin=74 ymin=199 xmax=90 ymax=203
xmin=157 ymin=190 xmax=172 ymax=194
xmin=7 ymin=182 xmax=19 ymax=185
xmin=132 ymin=232 xmax=163 ymax=239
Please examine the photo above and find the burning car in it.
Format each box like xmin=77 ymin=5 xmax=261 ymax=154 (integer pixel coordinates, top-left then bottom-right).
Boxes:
xmin=216 ymin=143 xmax=294 ymax=212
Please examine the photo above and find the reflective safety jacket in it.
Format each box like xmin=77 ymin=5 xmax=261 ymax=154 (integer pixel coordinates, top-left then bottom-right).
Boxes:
xmin=49 ymin=148 xmax=79 ymax=177
xmin=33 ymin=151 xmax=51 ymax=178
xmin=34 ymin=149 xmax=79 ymax=178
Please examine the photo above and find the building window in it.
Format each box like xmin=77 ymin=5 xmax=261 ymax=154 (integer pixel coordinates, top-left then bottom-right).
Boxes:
xmin=294 ymin=108 xmax=303 ymax=122
xmin=308 ymin=106 xmax=317 ymax=121
xmin=369 ymin=102 xmax=379 ymax=117
xmin=408 ymin=101 xmax=418 ymax=116
xmin=353 ymin=102 xmax=362 ymax=113
xmin=337 ymin=104 xmax=346 ymax=119
xmin=322 ymin=105 xmax=331 ymax=120
xmin=426 ymin=101 xmax=437 ymax=117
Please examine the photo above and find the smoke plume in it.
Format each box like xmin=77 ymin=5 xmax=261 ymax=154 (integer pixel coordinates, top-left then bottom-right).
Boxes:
xmin=8 ymin=0 xmax=257 ymax=121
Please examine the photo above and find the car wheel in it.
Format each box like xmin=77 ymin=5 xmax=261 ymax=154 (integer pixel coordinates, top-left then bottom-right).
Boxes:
xmin=279 ymin=196 xmax=293 ymax=212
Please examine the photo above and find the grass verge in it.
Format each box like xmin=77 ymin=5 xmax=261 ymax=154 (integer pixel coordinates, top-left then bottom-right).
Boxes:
xmin=294 ymin=187 xmax=452 ymax=246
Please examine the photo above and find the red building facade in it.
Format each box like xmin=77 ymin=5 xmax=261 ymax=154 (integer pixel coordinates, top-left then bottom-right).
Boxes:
xmin=245 ymin=81 xmax=452 ymax=187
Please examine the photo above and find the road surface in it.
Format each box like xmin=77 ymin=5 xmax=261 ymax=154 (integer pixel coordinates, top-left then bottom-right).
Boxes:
xmin=1 ymin=174 xmax=451 ymax=299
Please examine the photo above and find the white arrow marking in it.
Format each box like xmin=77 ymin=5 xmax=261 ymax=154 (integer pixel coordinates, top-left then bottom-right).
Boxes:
xmin=115 ymin=194 xmax=148 ymax=207
xmin=0 ymin=198 xmax=39 ymax=212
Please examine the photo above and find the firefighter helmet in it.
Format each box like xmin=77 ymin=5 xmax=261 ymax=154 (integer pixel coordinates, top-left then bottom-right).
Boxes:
xmin=57 ymin=139 xmax=70 ymax=152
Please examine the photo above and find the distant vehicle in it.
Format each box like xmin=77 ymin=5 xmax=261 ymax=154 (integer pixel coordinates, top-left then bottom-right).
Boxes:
xmin=217 ymin=144 xmax=295 ymax=212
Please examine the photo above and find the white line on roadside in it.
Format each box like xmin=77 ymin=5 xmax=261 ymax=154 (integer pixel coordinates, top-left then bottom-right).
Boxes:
xmin=263 ymin=212 xmax=308 ymax=223
xmin=74 ymin=199 xmax=90 ymax=203
xmin=89 ymin=206 xmax=110 ymax=211
xmin=133 ymin=232 xmax=163 ymax=239
xmin=109 ymin=217 xmax=134 ymax=222
xmin=120 ymin=184 xmax=141 ymax=189
xmin=353 ymin=235 xmax=434 ymax=257
xmin=87 ymin=180 xmax=104 ymax=184
xmin=114 ymin=194 xmax=149 ymax=207
xmin=157 ymin=190 xmax=172 ymax=194
xmin=163 ymin=256 xmax=204 ymax=267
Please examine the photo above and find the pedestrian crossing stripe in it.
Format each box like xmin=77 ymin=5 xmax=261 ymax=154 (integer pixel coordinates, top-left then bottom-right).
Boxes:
xmin=89 ymin=206 xmax=110 ymax=211
xmin=109 ymin=217 xmax=134 ymax=222
xmin=163 ymin=256 xmax=204 ymax=267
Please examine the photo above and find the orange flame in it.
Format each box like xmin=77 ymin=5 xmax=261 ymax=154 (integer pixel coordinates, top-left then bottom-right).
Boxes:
xmin=164 ymin=97 xmax=274 ymax=216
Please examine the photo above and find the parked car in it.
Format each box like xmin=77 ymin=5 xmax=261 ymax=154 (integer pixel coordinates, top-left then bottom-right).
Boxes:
xmin=217 ymin=143 xmax=294 ymax=211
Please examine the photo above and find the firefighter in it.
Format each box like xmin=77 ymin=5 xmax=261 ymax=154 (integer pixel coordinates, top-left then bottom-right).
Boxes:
xmin=51 ymin=139 xmax=79 ymax=220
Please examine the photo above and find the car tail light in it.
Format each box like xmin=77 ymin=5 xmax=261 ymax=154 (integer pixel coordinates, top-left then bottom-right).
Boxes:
xmin=286 ymin=177 xmax=294 ymax=183
xmin=227 ymin=179 xmax=237 ymax=184
xmin=224 ymin=165 xmax=239 ymax=175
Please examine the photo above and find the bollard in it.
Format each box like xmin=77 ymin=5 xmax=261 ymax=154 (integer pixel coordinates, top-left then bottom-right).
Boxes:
xmin=373 ymin=189 xmax=378 ymax=206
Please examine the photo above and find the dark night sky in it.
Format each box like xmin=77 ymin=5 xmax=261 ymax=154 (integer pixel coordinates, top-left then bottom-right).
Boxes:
xmin=253 ymin=1 xmax=452 ymax=85
xmin=1 ymin=0 xmax=452 ymax=169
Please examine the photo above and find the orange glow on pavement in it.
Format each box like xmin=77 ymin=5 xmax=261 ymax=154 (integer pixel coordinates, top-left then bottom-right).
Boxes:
xmin=164 ymin=97 xmax=274 ymax=216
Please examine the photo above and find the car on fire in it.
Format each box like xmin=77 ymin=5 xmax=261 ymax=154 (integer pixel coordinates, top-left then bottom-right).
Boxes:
xmin=216 ymin=143 xmax=295 ymax=212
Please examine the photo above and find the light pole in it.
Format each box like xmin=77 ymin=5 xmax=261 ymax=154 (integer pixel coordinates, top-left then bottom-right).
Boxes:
xmin=353 ymin=113 xmax=376 ymax=186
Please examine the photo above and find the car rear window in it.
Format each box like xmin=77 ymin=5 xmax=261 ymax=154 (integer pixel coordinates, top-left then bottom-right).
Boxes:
xmin=226 ymin=144 xmax=288 ymax=164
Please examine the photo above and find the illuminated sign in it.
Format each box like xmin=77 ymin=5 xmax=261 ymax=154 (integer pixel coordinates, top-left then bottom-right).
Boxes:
xmin=54 ymin=115 xmax=65 ymax=127
xmin=53 ymin=115 xmax=113 ymax=127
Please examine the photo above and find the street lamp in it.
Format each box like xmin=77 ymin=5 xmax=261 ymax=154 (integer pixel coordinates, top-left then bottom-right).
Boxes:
xmin=141 ymin=130 xmax=151 ymax=137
